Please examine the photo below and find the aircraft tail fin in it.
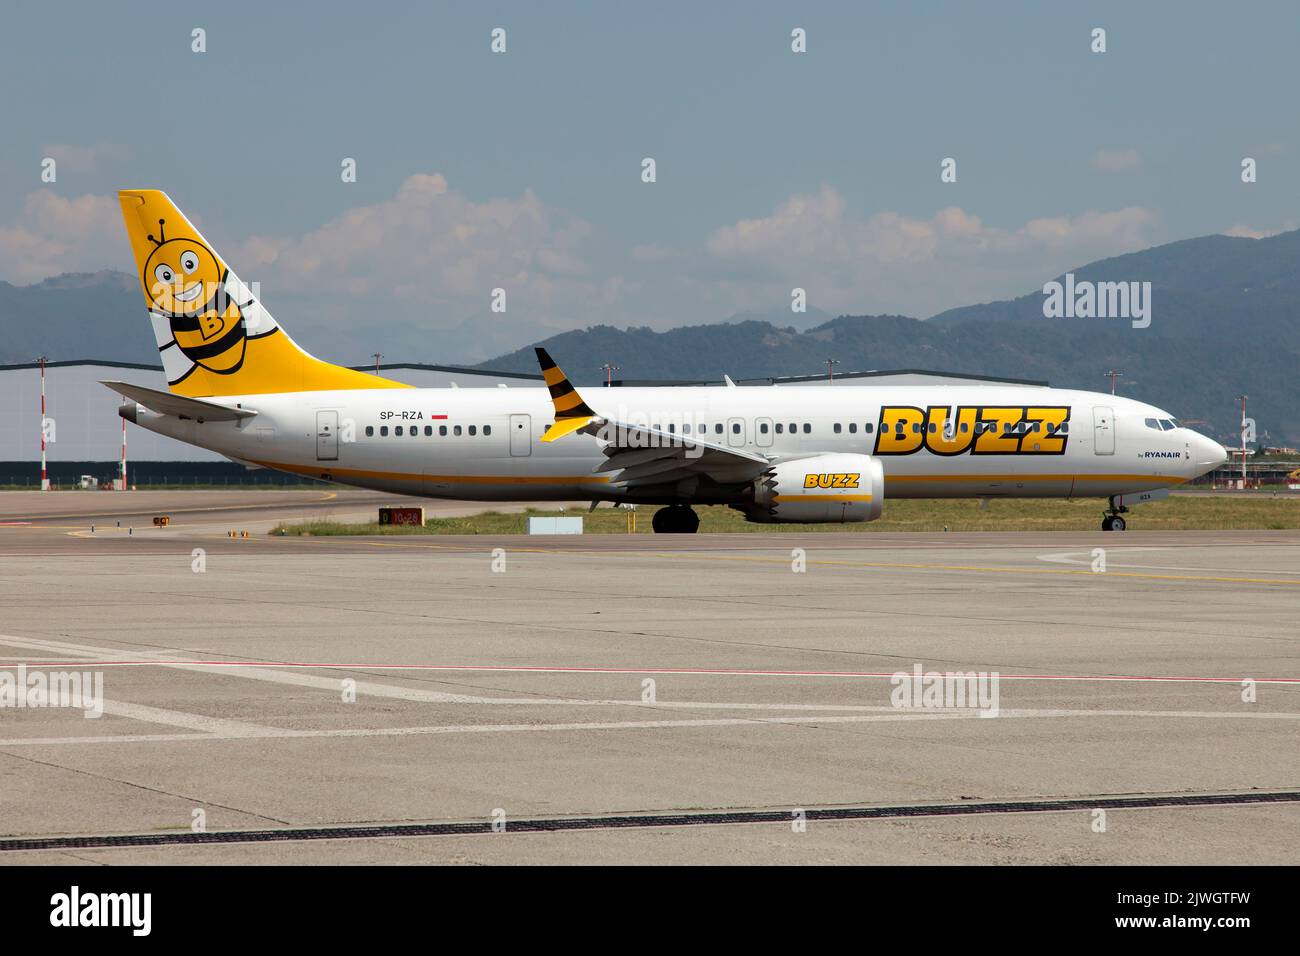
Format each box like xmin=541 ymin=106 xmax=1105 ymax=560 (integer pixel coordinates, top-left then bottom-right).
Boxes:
xmin=118 ymin=189 xmax=408 ymax=397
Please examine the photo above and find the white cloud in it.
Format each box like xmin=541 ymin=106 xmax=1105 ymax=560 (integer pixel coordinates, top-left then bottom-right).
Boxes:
xmin=1089 ymin=148 xmax=1142 ymax=173
xmin=231 ymin=174 xmax=596 ymax=305
xmin=0 ymin=191 xmax=126 ymax=283
xmin=696 ymin=186 xmax=1159 ymax=317
xmin=1222 ymin=221 xmax=1297 ymax=239
xmin=40 ymin=143 xmax=129 ymax=174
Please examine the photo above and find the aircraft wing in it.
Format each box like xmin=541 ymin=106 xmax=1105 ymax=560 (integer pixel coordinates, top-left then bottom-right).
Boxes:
xmin=102 ymin=381 xmax=258 ymax=422
xmin=533 ymin=348 xmax=771 ymax=490
xmin=591 ymin=422 xmax=771 ymax=489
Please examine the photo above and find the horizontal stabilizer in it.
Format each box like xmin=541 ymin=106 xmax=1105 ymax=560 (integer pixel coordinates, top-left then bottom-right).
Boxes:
xmin=102 ymin=380 xmax=258 ymax=421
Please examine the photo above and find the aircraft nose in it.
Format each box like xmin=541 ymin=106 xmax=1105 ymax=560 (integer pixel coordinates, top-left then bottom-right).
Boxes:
xmin=1192 ymin=433 xmax=1228 ymax=470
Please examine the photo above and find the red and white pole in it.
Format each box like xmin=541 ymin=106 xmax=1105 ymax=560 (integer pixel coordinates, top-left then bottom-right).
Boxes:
xmin=121 ymin=409 xmax=128 ymax=491
xmin=38 ymin=356 xmax=49 ymax=492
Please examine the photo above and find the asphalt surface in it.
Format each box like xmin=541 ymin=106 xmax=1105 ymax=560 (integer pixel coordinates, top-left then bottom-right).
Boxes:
xmin=0 ymin=490 xmax=1295 ymax=864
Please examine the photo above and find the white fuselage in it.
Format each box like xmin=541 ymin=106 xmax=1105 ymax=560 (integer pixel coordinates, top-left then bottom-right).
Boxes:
xmin=129 ymin=383 xmax=1227 ymax=504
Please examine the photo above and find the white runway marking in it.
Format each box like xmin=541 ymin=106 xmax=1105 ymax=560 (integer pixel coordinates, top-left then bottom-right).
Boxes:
xmin=1036 ymin=548 xmax=1300 ymax=576
xmin=1 ymin=633 xmax=1294 ymax=754
xmin=1 ymin=707 xmax=1297 ymax=749
xmin=3 ymin=634 xmax=1297 ymax=687
xmin=98 ymin=700 xmax=278 ymax=737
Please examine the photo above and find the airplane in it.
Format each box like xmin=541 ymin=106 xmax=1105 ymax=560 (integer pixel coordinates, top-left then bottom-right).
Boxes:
xmin=107 ymin=189 xmax=1229 ymax=533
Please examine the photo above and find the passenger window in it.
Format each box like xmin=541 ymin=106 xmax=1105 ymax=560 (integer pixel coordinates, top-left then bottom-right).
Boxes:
xmin=775 ymin=423 xmax=784 ymax=434
xmin=760 ymin=422 xmax=769 ymax=434
xmin=1059 ymin=422 xmax=1069 ymax=434
xmin=424 ymin=426 xmax=432 ymax=436
xmin=484 ymin=425 xmax=491 ymax=436
xmin=395 ymin=426 xmax=403 ymax=436
xmin=849 ymin=423 xmax=857 ymax=434
xmin=959 ymin=422 xmax=969 ymax=433
xmin=802 ymin=423 xmax=811 ymax=434
xmin=468 ymin=425 xmax=477 ymax=436
xmin=731 ymin=422 xmax=740 ymax=434
xmin=833 ymin=423 xmax=842 ymax=434
xmin=668 ymin=424 xmax=676 ymax=433
xmin=865 ymin=423 xmax=874 ymax=433
xmin=365 ymin=425 xmax=374 ymax=437
xmin=715 ymin=424 xmax=723 ymax=434
xmin=454 ymin=425 xmax=462 ymax=436
xmin=380 ymin=426 xmax=388 ymax=437
xmin=439 ymin=425 xmax=447 ymax=436
xmin=410 ymin=427 xmax=418 ymax=438
xmin=912 ymin=423 xmax=921 ymax=434
xmin=927 ymin=422 xmax=936 ymax=434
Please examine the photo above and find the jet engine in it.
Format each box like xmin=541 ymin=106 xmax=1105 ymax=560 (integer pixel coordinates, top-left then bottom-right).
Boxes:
xmin=742 ymin=453 xmax=884 ymax=523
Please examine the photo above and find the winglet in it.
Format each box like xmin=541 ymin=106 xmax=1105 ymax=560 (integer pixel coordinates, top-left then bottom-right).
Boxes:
xmin=535 ymin=347 xmax=597 ymax=442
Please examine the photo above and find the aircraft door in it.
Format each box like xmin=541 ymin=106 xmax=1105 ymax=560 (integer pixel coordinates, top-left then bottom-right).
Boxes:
xmin=1092 ymin=406 xmax=1114 ymax=455
xmin=726 ymin=417 xmax=746 ymax=447
xmin=316 ymin=410 xmax=338 ymax=461
xmin=510 ymin=414 xmax=532 ymax=457
xmin=755 ymin=417 xmax=774 ymax=448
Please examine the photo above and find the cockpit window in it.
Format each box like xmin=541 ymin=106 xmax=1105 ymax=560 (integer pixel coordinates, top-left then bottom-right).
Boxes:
xmin=1144 ymin=418 xmax=1160 ymax=430
xmin=1162 ymin=419 xmax=1179 ymax=430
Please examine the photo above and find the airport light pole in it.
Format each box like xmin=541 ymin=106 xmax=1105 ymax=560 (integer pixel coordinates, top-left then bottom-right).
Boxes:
xmin=372 ymin=353 xmax=383 ymax=376
xmin=38 ymin=355 xmax=49 ymax=491
xmin=1105 ymin=369 xmax=1123 ymax=395
xmin=120 ymin=406 xmax=128 ymax=492
xmin=601 ymin=363 xmax=620 ymax=386
xmin=826 ymin=358 xmax=840 ymax=383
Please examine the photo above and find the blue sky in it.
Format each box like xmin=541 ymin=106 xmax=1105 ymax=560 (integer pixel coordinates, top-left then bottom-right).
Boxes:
xmin=1 ymin=1 xmax=1296 ymax=359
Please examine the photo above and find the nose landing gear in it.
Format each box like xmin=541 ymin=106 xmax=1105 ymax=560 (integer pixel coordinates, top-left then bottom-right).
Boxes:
xmin=651 ymin=505 xmax=700 ymax=534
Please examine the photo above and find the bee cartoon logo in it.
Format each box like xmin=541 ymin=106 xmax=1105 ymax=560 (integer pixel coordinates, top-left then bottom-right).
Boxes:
xmin=121 ymin=189 xmax=409 ymax=398
xmin=141 ymin=218 xmax=252 ymax=377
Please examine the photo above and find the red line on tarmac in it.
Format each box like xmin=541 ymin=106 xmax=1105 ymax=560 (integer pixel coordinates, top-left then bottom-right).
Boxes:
xmin=10 ymin=660 xmax=1300 ymax=684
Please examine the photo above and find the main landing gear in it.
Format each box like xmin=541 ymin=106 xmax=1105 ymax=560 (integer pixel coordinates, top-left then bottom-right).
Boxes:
xmin=651 ymin=505 xmax=700 ymax=534
xmin=1102 ymin=496 xmax=1128 ymax=532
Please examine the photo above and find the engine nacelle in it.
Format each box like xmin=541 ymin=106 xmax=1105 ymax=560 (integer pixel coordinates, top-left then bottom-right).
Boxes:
xmin=744 ymin=453 xmax=885 ymax=523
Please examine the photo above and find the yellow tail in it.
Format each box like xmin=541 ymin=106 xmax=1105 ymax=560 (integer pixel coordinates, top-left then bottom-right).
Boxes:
xmin=118 ymin=189 xmax=408 ymax=396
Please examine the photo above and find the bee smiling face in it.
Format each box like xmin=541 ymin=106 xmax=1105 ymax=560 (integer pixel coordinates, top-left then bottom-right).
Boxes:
xmin=143 ymin=239 xmax=222 ymax=316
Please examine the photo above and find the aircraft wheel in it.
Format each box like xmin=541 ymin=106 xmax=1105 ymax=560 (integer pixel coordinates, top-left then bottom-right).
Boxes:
xmin=652 ymin=506 xmax=699 ymax=533
xmin=651 ymin=507 xmax=672 ymax=533
xmin=676 ymin=506 xmax=700 ymax=534
xmin=1110 ymin=515 xmax=1126 ymax=532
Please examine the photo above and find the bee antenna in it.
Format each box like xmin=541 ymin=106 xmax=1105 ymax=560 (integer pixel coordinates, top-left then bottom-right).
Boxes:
xmin=146 ymin=219 xmax=166 ymax=247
